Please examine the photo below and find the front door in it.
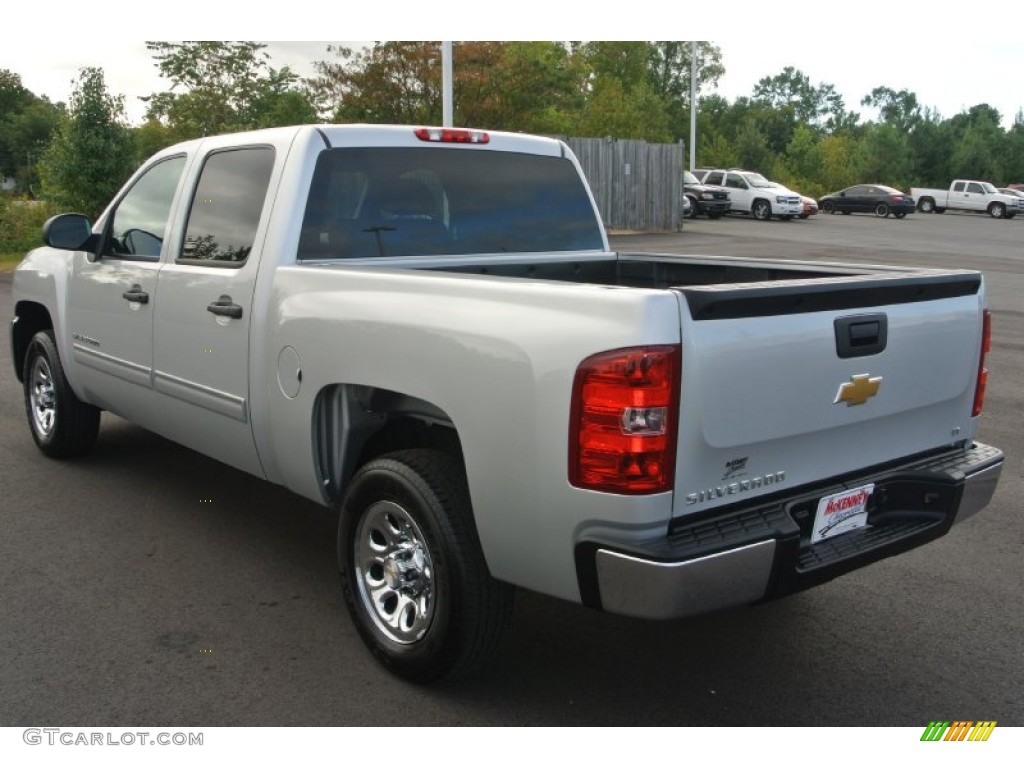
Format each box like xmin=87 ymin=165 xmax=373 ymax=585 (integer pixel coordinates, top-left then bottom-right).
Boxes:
xmin=65 ymin=155 xmax=187 ymax=425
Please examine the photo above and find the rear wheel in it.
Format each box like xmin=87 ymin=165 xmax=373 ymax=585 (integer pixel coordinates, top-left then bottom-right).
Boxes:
xmin=338 ymin=449 xmax=513 ymax=683
xmin=988 ymin=202 xmax=1006 ymax=219
xmin=23 ymin=330 xmax=100 ymax=458
xmin=751 ymin=199 xmax=772 ymax=221
xmin=918 ymin=198 xmax=935 ymax=213
xmin=875 ymin=203 xmax=890 ymax=218
xmin=821 ymin=201 xmax=834 ymax=214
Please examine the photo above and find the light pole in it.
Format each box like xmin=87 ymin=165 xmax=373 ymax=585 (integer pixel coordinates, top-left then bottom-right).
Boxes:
xmin=442 ymin=41 xmax=453 ymax=127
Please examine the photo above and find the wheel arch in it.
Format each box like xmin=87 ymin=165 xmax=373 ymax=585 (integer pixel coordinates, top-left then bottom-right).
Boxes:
xmin=312 ymin=383 xmax=465 ymax=508
xmin=11 ymin=301 xmax=54 ymax=383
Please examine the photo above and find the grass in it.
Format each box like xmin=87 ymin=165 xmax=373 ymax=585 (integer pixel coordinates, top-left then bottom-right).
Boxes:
xmin=1 ymin=252 xmax=25 ymax=271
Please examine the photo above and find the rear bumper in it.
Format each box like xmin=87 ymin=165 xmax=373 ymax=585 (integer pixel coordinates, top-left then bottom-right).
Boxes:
xmin=578 ymin=442 xmax=1003 ymax=620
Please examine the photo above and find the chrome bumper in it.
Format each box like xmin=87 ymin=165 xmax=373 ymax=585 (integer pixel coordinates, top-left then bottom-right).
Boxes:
xmin=586 ymin=442 xmax=1003 ymax=620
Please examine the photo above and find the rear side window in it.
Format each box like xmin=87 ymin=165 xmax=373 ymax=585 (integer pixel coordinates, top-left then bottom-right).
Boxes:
xmin=298 ymin=147 xmax=603 ymax=259
xmin=953 ymin=182 xmax=966 ymax=192
xmin=179 ymin=147 xmax=275 ymax=265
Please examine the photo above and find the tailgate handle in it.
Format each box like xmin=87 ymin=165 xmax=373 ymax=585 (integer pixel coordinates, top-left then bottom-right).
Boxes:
xmin=835 ymin=313 xmax=887 ymax=358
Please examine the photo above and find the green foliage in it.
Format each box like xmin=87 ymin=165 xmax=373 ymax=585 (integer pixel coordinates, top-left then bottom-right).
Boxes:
xmin=0 ymin=69 xmax=62 ymax=193
xmin=38 ymin=68 xmax=135 ymax=218
xmin=0 ymin=194 xmax=58 ymax=253
xmin=144 ymin=41 xmax=317 ymax=139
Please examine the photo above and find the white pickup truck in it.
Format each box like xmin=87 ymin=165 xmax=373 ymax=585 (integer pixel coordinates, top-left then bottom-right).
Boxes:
xmin=911 ymin=179 xmax=1024 ymax=218
xmin=10 ymin=125 xmax=1003 ymax=682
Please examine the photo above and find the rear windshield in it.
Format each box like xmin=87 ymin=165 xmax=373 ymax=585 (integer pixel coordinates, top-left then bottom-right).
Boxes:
xmin=298 ymin=147 xmax=603 ymax=259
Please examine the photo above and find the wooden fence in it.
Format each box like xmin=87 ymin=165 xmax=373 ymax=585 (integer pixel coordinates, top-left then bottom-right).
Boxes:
xmin=564 ymin=137 xmax=685 ymax=232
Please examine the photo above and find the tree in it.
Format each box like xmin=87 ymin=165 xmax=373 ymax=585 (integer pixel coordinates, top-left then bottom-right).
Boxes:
xmin=861 ymin=86 xmax=921 ymax=133
xmin=0 ymin=70 xmax=62 ymax=192
xmin=313 ymin=42 xmax=442 ymax=124
xmin=753 ymin=67 xmax=855 ymax=134
xmin=38 ymin=67 xmax=135 ymax=217
xmin=144 ymin=41 xmax=316 ymax=138
xmin=853 ymin=123 xmax=913 ymax=189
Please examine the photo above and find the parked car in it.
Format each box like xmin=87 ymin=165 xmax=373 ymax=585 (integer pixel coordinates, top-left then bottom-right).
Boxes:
xmin=696 ymin=169 xmax=803 ymax=220
xmin=818 ymin=185 xmax=916 ymax=218
xmin=682 ymin=170 xmax=730 ymax=219
xmin=997 ymin=187 xmax=1024 ymax=200
xmin=799 ymin=196 xmax=818 ymax=219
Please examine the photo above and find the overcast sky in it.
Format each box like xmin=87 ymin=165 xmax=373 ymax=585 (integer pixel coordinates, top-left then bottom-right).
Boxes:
xmin=3 ymin=8 xmax=1022 ymax=128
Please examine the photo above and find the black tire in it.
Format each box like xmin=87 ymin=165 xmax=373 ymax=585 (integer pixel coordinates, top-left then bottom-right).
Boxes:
xmin=894 ymin=211 xmax=907 ymax=219
xmin=918 ymin=197 xmax=935 ymax=213
xmin=338 ymin=449 xmax=513 ymax=683
xmin=751 ymin=199 xmax=771 ymax=221
xmin=684 ymin=195 xmax=698 ymax=219
xmin=988 ymin=202 xmax=1006 ymax=219
xmin=875 ymin=203 xmax=890 ymax=218
xmin=22 ymin=330 xmax=100 ymax=458
xmin=821 ymin=201 xmax=834 ymax=214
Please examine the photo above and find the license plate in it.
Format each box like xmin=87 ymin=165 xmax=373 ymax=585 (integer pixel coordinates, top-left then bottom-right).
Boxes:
xmin=811 ymin=483 xmax=875 ymax=544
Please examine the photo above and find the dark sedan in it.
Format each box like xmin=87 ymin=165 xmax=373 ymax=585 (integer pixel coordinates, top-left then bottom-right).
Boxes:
xmin=683 ymin=171 xmax=731 ymax=219
xmin=818 ymin=185 xmax=916 ymax=218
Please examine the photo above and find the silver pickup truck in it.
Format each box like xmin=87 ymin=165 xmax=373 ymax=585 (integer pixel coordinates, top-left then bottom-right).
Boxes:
xmin=10 ymin=125 xmax=1004 ymax=682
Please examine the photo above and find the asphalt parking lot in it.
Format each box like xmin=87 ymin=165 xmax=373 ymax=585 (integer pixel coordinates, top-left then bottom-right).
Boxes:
xmin=0 ymin=210 xmax=1020 ymax=726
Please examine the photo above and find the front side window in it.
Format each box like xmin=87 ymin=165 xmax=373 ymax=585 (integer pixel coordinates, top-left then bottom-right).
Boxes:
xmin=180 ymin=147 xmax=275 ymax=265
xmin=104 ymin=156 xmax=186 ymax=259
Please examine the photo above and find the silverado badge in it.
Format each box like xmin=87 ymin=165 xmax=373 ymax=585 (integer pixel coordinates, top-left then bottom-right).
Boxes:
xmin=834 ymin=374 xmax=882 ymax=406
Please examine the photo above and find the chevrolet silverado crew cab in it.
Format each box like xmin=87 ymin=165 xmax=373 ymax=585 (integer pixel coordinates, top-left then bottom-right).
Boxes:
xmin=10 ymin=125 xmax=1003 ymax=682
xmin=911 ymin=179 xmax=1023 ymax=218
xmin=697 ymin=168 xmax=804 ymax=220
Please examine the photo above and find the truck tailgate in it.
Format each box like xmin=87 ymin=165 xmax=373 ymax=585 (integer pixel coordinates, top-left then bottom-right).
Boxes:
xmin=671 ymin=272 xmax=985 ymax=518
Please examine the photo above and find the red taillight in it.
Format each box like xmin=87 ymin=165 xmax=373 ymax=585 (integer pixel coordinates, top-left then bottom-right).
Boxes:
xmin=414 ymin=127 xmax=489 ymax=144
xmin=889 ymin=194 xmax=905 ymax=202
xmin=569 ymin=345 xmax=680 ymax=494
xmin=972 ymin=310 xmax=991 ymax=417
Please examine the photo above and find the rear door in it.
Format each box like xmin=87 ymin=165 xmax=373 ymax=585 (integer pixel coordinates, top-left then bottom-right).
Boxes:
xmin=671 ymin=273 xmax=985 ymax=519
xmin=151 ymin=145 xmax=278 ymax=477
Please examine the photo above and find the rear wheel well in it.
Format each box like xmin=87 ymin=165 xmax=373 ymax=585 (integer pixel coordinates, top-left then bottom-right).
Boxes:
xmin=312 ymin=384 xmax=464 ymax=506
xmin=12 ymin=302 xmax=54 ymax=382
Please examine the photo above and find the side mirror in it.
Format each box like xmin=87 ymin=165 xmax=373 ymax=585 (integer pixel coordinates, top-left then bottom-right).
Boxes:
xmin=43 ymin=213 xmax=94 ymax=250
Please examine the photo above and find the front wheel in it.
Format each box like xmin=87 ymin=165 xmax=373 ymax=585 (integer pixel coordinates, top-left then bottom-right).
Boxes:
xmin=989 ymin=202 xmax=1006 ymax=219
xmin=875 ymin=203 xmax=890 ymax=218
xmin=751 ymin=199 xmax=772 ymax=221
xmin=23 ymin=330 xmax=100 ymax=458
xmin=338 ymin=449 xmax=513 ymax=683
xmin=684 ymin=195 xmax=698 ymax=219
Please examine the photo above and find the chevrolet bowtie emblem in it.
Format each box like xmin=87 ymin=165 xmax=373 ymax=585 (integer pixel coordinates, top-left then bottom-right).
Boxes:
xmin=834 ymin=374 xmax=882 ymax=406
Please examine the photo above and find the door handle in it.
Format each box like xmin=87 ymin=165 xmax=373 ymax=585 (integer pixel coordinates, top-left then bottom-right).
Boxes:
xmin=122 ymin=284 xmax=149 ymax=304
xmin=207 ymin=295 xmax=243 ymax=319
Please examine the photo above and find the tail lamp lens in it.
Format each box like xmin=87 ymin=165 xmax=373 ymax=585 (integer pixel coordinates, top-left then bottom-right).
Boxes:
xmin=972 ymin=309 xmax=991 ymax=417
xmin=569 ymin=345 xmax=680 ymax=494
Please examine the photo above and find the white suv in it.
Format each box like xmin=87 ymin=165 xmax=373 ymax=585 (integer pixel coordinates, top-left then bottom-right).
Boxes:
xmin=697 ymin=169 xmax=803 ymax=221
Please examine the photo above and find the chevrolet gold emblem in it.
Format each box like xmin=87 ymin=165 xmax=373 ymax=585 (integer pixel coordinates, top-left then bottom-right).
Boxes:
xmin=834 ymin=374 xmax=882 ymax=406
